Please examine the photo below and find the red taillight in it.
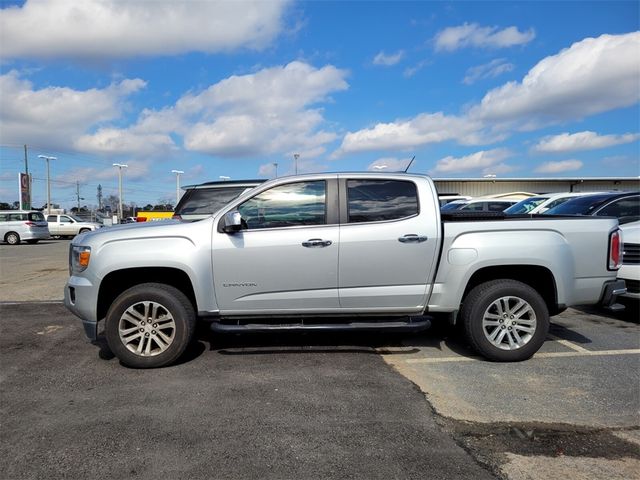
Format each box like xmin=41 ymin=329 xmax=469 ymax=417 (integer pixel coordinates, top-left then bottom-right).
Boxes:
xmin=609 ymin=230 xmax=622 ymax=270
xmin=24 ymin=221 xmax=35 ymax=226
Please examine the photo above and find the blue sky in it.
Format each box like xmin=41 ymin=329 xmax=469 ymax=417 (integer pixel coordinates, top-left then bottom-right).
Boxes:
xmin=1 ymin=0 xmax=639 ymax=209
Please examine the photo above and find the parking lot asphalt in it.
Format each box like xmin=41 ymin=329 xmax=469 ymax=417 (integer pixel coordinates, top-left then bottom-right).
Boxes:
xmin=383 ymin=307 xmax=640 ymax=428
xmin=0 ymin=303 xmax=496 ymax=480
xmin=0 ymin=239 xmax=70 ymax=301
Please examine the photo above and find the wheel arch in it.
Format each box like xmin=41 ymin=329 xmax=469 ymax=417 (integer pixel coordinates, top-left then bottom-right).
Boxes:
xmin=462 ymin=265 xmax=562 ymax=316
xmin=97 ymin=267 xmax=197 ymax=321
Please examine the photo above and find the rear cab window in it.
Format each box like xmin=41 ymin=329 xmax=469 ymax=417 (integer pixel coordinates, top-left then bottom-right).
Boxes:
xmin=346 ymin=179 xmax=418 ymax=223
xmin=178 ymin=187 xmax=250 ymax=216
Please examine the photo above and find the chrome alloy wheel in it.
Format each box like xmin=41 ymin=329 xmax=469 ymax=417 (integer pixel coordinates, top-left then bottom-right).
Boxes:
xmin=482 ymin=296 xmax=537 ymax=351
xmin=118 ymin=301 xmax=176 ymax=357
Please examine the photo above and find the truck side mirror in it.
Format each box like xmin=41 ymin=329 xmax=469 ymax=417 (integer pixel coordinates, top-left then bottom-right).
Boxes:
xmin=222 ymin=211 xmax=243 ymax=233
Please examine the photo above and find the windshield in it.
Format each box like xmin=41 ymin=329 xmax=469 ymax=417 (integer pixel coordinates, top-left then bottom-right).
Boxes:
xmin=544 ymin=194 xmax=614 ymax=215
xmin=69 ymin=214 xmax=84 ymax=222
xmin=440 ymin=201 xmax=466 ymax=211
xmin=504 ymin=196 xmax=550 ymax=214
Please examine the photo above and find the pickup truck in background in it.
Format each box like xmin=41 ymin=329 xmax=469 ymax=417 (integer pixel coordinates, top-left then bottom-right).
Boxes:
xmin=64 ymin=173 xmax=626 ymax=368
xmin=46 ymin=214 xmax=102 ymax=238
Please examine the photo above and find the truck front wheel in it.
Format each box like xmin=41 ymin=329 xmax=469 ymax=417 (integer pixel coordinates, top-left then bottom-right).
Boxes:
xmin=105 ymin=283 xmax=196 ymax=368
xmin=460 ymin=279 xmax=549 ymax=362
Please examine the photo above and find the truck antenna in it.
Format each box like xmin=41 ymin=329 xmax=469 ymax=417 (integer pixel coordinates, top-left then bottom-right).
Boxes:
xmin=404 ymin=156 xmax=415 ymax=173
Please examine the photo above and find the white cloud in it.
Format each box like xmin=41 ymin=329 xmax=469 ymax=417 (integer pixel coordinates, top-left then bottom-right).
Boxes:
xmin=373 ymin=50 xmax=405 ymax=66
xmin=463 ymin=59 xmax=514 ymax=85
xmin=179 ymin=62 xmax=348 ymax=157
xmin=533 ymin=131 xmax=640 ymax=153
xmin=472 ymin=32 xmax=640 ymax=126
xmin=367 ymin=157 xmax=413 ymax=172
xmin=91 ymin=61 xmax=347 ymax=158
xmin=336 ymin=112 xmax=491 ymax=156
xmin=403 ymin=59 xmax=430 ymax=78
xmin=0 ymin=0 xmax=291 ymax=58
xmin=435 ymin=23 xmax=535 ymax=52
xmin=534 ymin=160 xmax=584 ymax=174
xmin=432 ymin=148 xmax=512 ymax=174
xmin=336 ymin=32 xmax=640 ymax=156
xmin=0 ymin=70 xmax=146 ymax=150
xmin=74 ymin=129 xmax=176 ymax=156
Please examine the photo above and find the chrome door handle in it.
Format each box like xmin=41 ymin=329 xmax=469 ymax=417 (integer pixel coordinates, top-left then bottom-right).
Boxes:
xmin=398 ymin=234 xmax=428 ymax=243
xmin=302 ymin=238 xmax=332 ymax=248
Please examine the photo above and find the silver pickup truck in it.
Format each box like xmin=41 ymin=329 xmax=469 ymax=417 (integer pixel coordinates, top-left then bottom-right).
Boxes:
xmin=64 ymin=173 xmax=625 ymax=368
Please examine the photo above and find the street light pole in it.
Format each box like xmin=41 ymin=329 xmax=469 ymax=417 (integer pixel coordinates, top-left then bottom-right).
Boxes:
xmin=38 ymin=155 xmax=57 ymax=215
xmin=293 ymin=153 xmax=300 ymax=175
xmin=112 ymin=163 xmax=128 ymax=222
xmin=273 ymin=162 xmax=278 ymax=178
xmin=171 ymin=170 xmax=184 ymax=205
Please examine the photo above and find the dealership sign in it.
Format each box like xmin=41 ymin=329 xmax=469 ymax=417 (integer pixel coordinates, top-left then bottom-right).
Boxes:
xmin=19 ymin=172 xmax=31 ymax=210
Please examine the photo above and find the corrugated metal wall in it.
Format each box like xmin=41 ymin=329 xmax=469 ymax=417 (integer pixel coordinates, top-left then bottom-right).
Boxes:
xmin=433 ymin=179 xmax=640 ymax=197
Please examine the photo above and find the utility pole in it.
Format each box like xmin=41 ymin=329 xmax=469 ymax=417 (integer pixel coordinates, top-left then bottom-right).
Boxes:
xmin=293 ymin=153 xmax=300 ymax=175
xmin=76 ymin=181 xmax=85 ymax=211
xmin=97 ymin=184 xmax=103 ymax=211
xmin=171 ymin=170 xmax=184 ymax=205
xmin=23 ymin=145 xmax=31 ymax=209
xmin=38 ymin=155 xmax=56 ymax=215
xmin=273 ymin=162 xmax=278 ymax=178
xmin=112 ymin=163 xmax=128 ymax=222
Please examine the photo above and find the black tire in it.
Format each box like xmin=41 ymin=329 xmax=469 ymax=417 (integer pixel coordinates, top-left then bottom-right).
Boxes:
xmin=79 ymin=228 xmax=90 ymax=234
xmin=26 ymin=240 xmax=39 ymax=244
xmin=5 ymin=232 xmax=20 ymax=245
xmin=460 ymin=279 xmax=549 ymax=362
xmin=105 ymin=283 xmax=196 ymax=368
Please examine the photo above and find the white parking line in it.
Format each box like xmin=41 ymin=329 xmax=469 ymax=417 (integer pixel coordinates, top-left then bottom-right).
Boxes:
xmin=546 ymin=333 xmax=592 ymax=353
xmin=402 ymin=349 xmax=640 ymax=364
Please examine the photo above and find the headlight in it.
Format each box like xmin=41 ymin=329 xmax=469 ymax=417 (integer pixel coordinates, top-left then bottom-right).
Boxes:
xmin=70 ymin=245 xmax=91 ymax=274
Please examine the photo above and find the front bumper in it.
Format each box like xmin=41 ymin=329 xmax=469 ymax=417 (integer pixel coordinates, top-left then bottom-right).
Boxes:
xmin=64 ymin=275 xmax=99 ymax=341
xmin=599 ymin=279 xmax=627 ymax=312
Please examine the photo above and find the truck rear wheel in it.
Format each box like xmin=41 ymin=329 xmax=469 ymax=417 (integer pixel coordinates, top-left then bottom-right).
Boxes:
xmin=105 ymin=283 xmax=196 ymax=368
xmin=460 ymin=279 xmax=549 ymax=362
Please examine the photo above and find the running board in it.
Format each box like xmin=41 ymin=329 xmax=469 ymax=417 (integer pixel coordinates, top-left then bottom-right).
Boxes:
xmin=210 ymin=318 xmax=431 ymax=334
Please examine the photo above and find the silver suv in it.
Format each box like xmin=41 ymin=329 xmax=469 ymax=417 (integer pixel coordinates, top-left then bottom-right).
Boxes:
xmin=173 ymin=179 xmax=264 ymax=222
xmin=0 ymin=210 xmax=50 ymax=245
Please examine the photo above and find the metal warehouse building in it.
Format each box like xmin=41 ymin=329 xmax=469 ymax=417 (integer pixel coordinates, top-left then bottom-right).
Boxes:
xmin=433 ymin=177 xmax=640 ymax=197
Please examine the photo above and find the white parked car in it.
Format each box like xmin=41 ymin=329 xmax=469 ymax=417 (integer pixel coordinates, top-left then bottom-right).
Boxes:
xmin=505 ymin=192 xmax=607 ymax=215
xmin=0 ymin=210 xmax=50 ymax=245
xmin=619 ymin=221 xmax=640 ymax=300
xmin=46 ymin=214 xmax=102 ymax=238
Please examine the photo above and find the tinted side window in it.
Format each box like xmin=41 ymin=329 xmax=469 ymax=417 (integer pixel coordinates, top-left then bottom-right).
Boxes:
xmin=0 ymin=214 xmax=7 ymax=222
xmin=29 ymin=212 xmax=45 ymax=221
xmin=461 ymin=202 xmax=484 ymax=211
xmin=347 ymin=180 xmax=418 ymax=223
xmin=9 ymin=214 xmax=26 ymax=221
xmin=238 ymin=181 xmax=326 ymax=230
xmin=60 ymin=216 xmax=73 ymax=223
xmin=178 ymin=187 xmax=249 ymax=215
xmin=47 ymin=216 xmax=56 ymax=223
xmin=488 ymin=202 xmax=511 ymax=212
xmin=596 ymin=197 xmax=640 ymax=219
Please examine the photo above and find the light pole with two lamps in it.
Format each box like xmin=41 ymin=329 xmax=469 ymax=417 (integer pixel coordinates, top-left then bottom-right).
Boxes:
xmin=38 ymin=155 xmax=57 ymax=215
